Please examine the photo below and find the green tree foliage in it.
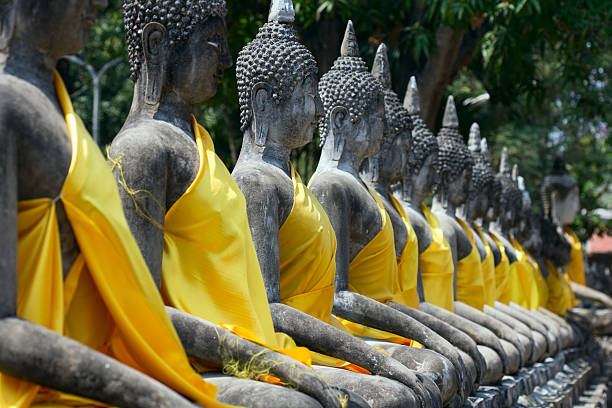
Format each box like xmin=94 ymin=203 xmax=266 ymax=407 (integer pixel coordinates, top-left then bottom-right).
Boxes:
xmin=60 ymin=0 xmax=612 ymax=238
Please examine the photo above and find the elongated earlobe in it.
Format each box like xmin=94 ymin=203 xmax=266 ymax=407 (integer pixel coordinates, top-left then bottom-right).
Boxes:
xmin=331 ymin=106 xmax=347 ymax=161
xmin=251 ymin=83 xmax=271 ymax=147
xmin=142 ymin=22 xmax=168 ymax=106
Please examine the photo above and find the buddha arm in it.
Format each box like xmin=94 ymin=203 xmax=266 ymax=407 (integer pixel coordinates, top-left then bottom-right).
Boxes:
xmin=419 ymin=302 xmax=509 ymax=373
xmin=0 ymin=318 xmax=196 ymax=408
xmin=0 ymin=125 xmax=17 ymax=319
xmin=108 ymin=136 xmax=167 ymax=288
xmin=233 ymin=169 xmax=283 ymax=303
xmin=388 ymin=301 xmax=485 ymax=385
xmin=453 ymin=301 xmax=527 ymax=366
xmin=493 ymin=301 xmax=554 ymax=353
xmin=570 ymin=281 xmax=612 ymax=308
xmin=166 ymin=308 xmax=342 ymax=408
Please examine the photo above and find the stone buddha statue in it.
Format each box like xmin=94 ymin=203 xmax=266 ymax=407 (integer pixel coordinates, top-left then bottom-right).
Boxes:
xmin=110 ymin=1 xmax=345 ymax=407
xmin=462 ymin=124 xmax=497 ymax=308
xmin=416 ymin=99 xmax=523 ymax=374
xmin=0 ymin=1 xmax=241 ymax=407
xmin=231 ymin=5 xmax=439 ymax=406
xmin=357 ymin=43 xmax=473 ymax=405
xmin=306 ymin=21 xmax=467 ymax=408
xmin=542 ymin=158 xmax=612 ymax=313
xmin=389 ymin=78 xmax=489 ymax=389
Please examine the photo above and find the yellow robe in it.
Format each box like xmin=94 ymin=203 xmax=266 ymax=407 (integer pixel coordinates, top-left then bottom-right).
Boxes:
xmin=420 ymin=205 xmax=455 ymax=311
xmin=340 ymin=185 xmax=412 ymax=345
xmin=455 ymin=219 xmax=486 ymax=311
xmin=474 ymin=226 xmax=497 ymax=307
xmin=278 ymin=165 xmax=368 ymax=370
xmin=1 ymin=73 xmax=230 ymax=408
xmin=161 ymin=118 xmax=310 ymax=367
xmin=389 ymin=194 xmax=420 ymax=309
xmin=526 ymin=251 xmax=549 ymax=309
xmin=509 ymin=237 xmax=539 ymax=310
xmin=565 ymin=227 xmax=586 ymax=286
xmin=545 ymin=261 xmax=573 ymax=316
xmin=489 ymin=232 xmax=511 ymax=304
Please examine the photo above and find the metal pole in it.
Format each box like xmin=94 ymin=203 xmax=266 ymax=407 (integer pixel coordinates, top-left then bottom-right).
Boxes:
xmin=63 ymin=56 xmax=121 ymax=145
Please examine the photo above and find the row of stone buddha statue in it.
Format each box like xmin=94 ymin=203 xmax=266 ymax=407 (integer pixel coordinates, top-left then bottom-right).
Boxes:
xmin=0 ymin=0 xmax=605 ymax=407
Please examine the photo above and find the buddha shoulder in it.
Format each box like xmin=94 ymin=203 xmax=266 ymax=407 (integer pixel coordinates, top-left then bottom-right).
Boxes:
xmin=233 ymin=162 xmax=294 ymax=217
xmin=308 ymin=169 xmax=351 ymax=206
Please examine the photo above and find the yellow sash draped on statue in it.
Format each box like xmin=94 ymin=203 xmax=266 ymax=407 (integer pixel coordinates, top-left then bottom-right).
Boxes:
xmin=340 ymin=186 xmax=412 ymax=345
xmin=526 ymin=251 xmax=548 ymax=309
xmin=474 ymin=226 xmax=497 ymax=307
xmin=509 ymin=237 xmax=539 ymax=310
xmin=489 ymin=232 xmax=511 ymax=304
xmin=455 ymin=219 xmax=486 ymax=311
xmin=545 ymin=261 xmax=572 ymax=316
xmin=565 ymin=227 xmax=586 ymax=286
xmin=161 ymin=118 xmax=310 ymax=367
xmin=0 ymin=72 xmax=231 ymax=408
xmin=388 ymin=194 xmax=420 ymax=309
xmin=279 ymin=165 xmax=367 ymax=369
xmin=420 ymin=205 xmax=455 ymax=311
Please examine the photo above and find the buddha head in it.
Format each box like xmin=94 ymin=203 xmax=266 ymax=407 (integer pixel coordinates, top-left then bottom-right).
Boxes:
xmin=318 ymin=20 xmax=386 ymax=162
xmin=465 ymin=124 xmax=494 ymax=221
xmin=0 ymin=0 xmax=107 ymax=57
xmin=123 ymin=0 xmax=231 ymax=106
xmin=541 ymin=155 xmax=579 ymax=226
xmin=496 ymin=148 xmax=522 ymax=232
xmin=236 ymin=0 xmax=321 ymax=150
xmin=485 ymin=149 xmax=503 ymax=225
xmin=435 ymin=96 xmax=474 ymax=208
xmin=362 ymin=43 xmax=412 ymax=184
xmin=403 ymin=76 xmax=439 ymax=199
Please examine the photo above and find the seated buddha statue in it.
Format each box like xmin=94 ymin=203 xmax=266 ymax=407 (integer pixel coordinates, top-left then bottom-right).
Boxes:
xmin=419 ymin=98 xmax=524 ymax=378
xmin=488 ymin=156 xmax=558 ymax=356
xmin=541 ymin=155 xmax=612 ymax=308
xmin=231 ymin=5 xmax=439 ymax=406
xmin=109 ymin=1 xmax=343 ymax=407
xmin=390 ymin=77 xmax=487 ymax=387
xmin=305 ymin=20 xmax=468 ymax=408
xmin=356 ymin=44 xmax=472 ymax=404
xmin=0 ymin=1 xmax=235 ymax=407
xmin=452 ymin=125 xmax=530 ymax=366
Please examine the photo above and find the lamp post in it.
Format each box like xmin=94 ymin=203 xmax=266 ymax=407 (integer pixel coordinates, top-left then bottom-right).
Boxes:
xmin=63 ymin=55 xmax=121 ymax=145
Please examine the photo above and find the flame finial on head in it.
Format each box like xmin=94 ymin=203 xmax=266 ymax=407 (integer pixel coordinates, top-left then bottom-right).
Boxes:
xmin=512 ymin=164 xmax=519 ymax=182
xmin=403 ymin=76 xmax=420 ymax=115
xmin=500 ymin=147 xmax=510 ymax=175
xmin=468 ymin=123 xmax=481 ymax=153
xmin=340 ymin=20 xmax=360 ymax=57
xmin=268 ymin=0 xmax=295 ymax=23
xmin=372 ymin=43 xmax=391 ymax=90
xmin=442 ymin=96 xmax=459 ymax=129
xmin=481 ymin=138 xmax=489 ymax=161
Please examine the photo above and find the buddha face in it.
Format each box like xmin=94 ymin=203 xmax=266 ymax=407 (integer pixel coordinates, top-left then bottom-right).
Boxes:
xmin=554 ymin=185 xmax=580 ymax=225
xmin=412 ymin=152 xmax=439 ymax=198
xmin=167 ymin=15 xmax=232 ymax=104
xmin=380 ymin=129 xmax=410 ymax=184
xmin=348 ymin=92 xmax=386 ymax=160
xmin=447 ymin=166 xmax=472 ymax=207
xmin=267 ymin=72 xmax=323 ymax=149
xmin=467 ymin=187 xmax=489 ymax=221
xmin=12 ymin=0 xmax=107 ymax=57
